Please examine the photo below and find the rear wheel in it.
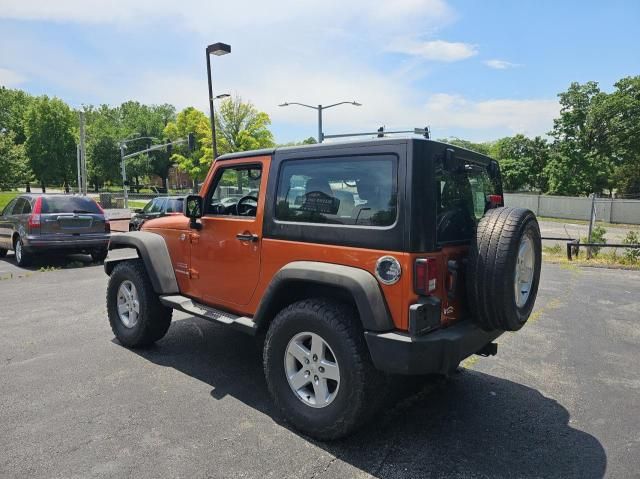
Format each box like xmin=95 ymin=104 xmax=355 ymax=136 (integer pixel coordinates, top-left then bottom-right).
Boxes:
xmin=14 ymin=236 xmax=33 ymax=267
xmin=466 ymin=207 xmax=542 ymax=331
xmin=263 ymin=298 xmax=383 ymax=440
xmin=106 ymin=259 xmax=172 ymax=347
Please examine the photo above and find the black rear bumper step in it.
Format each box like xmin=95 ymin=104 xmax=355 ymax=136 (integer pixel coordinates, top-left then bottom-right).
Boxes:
xmin=364 ymin=321 xmax=503 ymax=375
xmin=159 ymin=295 xmax=257 ymax=335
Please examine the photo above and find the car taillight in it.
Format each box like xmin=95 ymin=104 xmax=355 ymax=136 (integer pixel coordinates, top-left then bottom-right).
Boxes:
xmin=28 ymin=197 xmax=42 ymax=231
xmin=488 ymin=194 xmax=503 ymax=207
xmin=415 ymin=258 xmax=438 ymax=295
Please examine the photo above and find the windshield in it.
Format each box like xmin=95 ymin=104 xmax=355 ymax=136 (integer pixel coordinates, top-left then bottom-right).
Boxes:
xmin=41 ymin=196 xmax=102 ymax=214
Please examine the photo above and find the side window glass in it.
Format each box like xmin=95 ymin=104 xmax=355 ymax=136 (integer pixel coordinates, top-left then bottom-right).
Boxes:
xmin=207 ymin=165 xmax=262 ymax=217
xmin=275 ymin=156 xmax=397 ymax=227
xmin=22 ymin=200 xmax=32 ymax=215
xmin=13 ymin=198 xmax=27 ymax=215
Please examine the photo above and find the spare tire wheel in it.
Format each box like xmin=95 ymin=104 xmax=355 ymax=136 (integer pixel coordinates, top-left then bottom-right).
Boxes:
xmin=466 ymin=207 xmax=541 ymax=332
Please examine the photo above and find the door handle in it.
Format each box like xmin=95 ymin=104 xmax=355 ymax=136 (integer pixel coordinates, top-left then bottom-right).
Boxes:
xmin=236 ymin=233 xmax=259 ymax=242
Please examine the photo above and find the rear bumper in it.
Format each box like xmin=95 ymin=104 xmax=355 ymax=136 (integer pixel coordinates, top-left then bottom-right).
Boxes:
xmin=365 ymin=321 xmax=503 ymax=375
xmin=24 ymin=234 xmax=110 ymax=252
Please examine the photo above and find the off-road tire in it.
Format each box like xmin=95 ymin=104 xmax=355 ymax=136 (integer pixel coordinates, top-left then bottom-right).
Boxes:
xmin=0 ymin=248 xmax=7 ymax=258
xmin=91 ymin=249 xmax=109 ymax=263
xmin=466 ymin=207 xmax=541 ymax=332
xmin=14 ymin=236 xmax=32 ymax=267
xmin=106 ymin=259 xmax=172 ymax=347
xmin=263 ymin=298 xmax=383 ymax=440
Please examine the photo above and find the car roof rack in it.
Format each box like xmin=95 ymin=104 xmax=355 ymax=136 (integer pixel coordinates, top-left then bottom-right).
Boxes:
xmin=322 ymin=126 xmax=430 ymax=141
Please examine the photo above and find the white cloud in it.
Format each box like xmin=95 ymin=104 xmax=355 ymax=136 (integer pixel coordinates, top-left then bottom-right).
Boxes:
xmin=484 ymin=59 xmax=520 ymax=70
xmin=423 ymin=93 xmax=558 ymax=137
xmin=0 ymin=0 xmax=454 ymax=33
xmin=0 ymin=67 xmax=26 ymax=87
xmin=388 ymin=39 xmax=478 ymax=62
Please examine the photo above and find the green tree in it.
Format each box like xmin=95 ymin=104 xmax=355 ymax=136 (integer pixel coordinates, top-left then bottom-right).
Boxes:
xmin=589 ymin=76 xmax=640 ymax=196
xmin=545 ymin=81 xmax=611 ymax=196
xmin=24 ymin=96 xmax=76 ymax=192
xmin=163 ymin=107 xmax=211 ymax=183
xmin=215 ymin=95 xmax=275 ymax=156
xmin=490 ymin=135 xmax=550 ymax=192
xmin=85 ymin=105 xmax=121 ymax=190
xmin=441 ymin=137 xmax=492 ymax=156
xmin=0 ymin=87 xmax=34 ymax=144
xmin=0 ymin=130 xmax=32 ymax=189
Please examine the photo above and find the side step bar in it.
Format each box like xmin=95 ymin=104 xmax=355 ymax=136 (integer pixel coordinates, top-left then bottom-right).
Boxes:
xmin=159 ymin=295 xmax=257 ymax=336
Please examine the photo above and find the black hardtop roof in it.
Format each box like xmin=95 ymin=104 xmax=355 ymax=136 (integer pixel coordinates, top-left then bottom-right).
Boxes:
xmin=215 ymin=137 xmax=495 ymax=163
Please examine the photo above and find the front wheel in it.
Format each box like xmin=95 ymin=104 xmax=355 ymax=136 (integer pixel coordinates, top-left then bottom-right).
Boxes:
xmin=106 ymin=259 xmax=172 ymax=348
xmin=263 ymin=298 xmax=383 ymax=440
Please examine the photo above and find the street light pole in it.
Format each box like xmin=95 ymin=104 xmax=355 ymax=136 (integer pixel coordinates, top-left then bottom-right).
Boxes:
xmin=119 ymin=143 xmax=128 ymax=209
xmin=206 ymin=42 xmax=231 ymax=160
xmin=279 ymin=101 xmax=362 ymax=143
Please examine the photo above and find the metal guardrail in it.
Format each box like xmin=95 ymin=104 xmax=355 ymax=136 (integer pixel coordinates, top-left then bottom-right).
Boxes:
xmin=565 ymin=239 xmax=640 ymax=261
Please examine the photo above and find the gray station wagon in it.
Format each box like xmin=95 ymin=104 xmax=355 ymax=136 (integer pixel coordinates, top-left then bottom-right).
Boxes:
xmin=0 ymin=194 xmax=111 ymax=266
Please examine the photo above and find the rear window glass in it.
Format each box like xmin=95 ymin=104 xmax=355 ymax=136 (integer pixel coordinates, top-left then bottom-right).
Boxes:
xmin=41 ymin=196 xmax=102 ymax=214
xmin=437 ymin=162 xmax=499 ymax=244
xmin=276 ymin=155 xmax=397 ymax=227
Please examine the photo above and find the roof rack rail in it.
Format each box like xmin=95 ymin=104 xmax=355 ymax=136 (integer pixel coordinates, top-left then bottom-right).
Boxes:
xmin=322 ymin=126 xmax=430 ymax=141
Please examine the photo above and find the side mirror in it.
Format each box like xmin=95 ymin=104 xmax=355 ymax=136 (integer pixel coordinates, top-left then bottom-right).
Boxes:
xmin=184 ymin=195 xmax=203 ymax=228
xmin=134 ymin=208 xmax=143 ymax=214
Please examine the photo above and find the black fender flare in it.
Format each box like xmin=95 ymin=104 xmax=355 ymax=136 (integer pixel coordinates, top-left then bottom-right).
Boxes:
xmin=254 ymin=261 xmax=394 ymax=332
xmin=104 ymin=231 xmax=179 ymax=295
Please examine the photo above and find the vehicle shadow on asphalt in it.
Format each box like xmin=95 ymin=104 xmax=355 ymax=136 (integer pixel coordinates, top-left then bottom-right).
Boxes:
xmin=127 ymin=316 xmax=607 ymax=479
xmin=0 ymin=252 xmax=99 ymax=272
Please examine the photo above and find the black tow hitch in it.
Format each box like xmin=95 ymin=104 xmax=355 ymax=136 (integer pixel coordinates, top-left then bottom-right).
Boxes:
xmin=475 ymin=342 xmax=498 ymax=357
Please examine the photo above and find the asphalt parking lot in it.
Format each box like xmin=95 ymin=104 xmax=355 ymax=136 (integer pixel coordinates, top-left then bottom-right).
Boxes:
xmin=1 ymin=252 xmax=639 ymax=478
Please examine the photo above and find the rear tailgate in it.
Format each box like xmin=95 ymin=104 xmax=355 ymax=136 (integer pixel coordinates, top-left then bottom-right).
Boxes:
xmin=40 ymin=197 xmax=107 ymax=236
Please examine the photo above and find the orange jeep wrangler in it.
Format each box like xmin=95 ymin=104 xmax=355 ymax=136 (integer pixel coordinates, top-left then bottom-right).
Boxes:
xmin=105 ymin=138 xmax=541 ymax=440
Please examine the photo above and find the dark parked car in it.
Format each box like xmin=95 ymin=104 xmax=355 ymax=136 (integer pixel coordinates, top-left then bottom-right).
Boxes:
xmin=129 ymin=196 xmax=184 ymax=231
xmin=0 ymin=194 xmax=111 ymax=266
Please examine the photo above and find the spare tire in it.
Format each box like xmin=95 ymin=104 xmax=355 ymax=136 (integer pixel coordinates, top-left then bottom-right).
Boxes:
xmin=466 ymin=207 xmax=541 ymax=331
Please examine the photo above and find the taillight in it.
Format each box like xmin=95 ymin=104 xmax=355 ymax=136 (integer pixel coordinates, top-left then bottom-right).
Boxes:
xmin=488 ymin=194 xmax=503 ymax=207
xmin=415 ymin=258 xmax=438 ymax=295
xmin=28 ymin=197 xmax=42 ymax=231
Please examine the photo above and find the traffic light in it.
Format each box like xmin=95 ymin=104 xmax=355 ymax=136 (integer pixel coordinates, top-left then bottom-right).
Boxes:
xmin=187 ymin=133 xmax=196 ymax=151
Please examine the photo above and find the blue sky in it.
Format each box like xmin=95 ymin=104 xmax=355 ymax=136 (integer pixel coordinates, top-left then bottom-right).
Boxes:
xmin=1 ymin=0 xmax=638 ymax=143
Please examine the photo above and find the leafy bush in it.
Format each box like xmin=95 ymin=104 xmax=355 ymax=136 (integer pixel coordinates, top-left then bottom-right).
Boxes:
xmin=581 ymin=224 xmax=607 ymax=257
xmin=622 ymin=231 xmax=640 ymax=263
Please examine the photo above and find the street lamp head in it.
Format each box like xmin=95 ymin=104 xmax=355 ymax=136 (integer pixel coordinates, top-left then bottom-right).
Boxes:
xmin=352 ymin=101 xmax=362 ymax=106
xmin=215 ymin=93 xmax=231 ymax=100
xmin=278 ymin=102 xmax=289 ymax=107
xmin=207 ymin=42 xmax=231 ymax=56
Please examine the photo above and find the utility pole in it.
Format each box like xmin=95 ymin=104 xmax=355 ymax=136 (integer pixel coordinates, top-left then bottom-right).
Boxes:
xmin=76 ymin=144 xmax=82 ymax=194
xmin=587 ymin=192 xmax=597 ymax=259
xmin=78 ymin=111 xmax=87 ymax=195
xmin=120 ymin=143 xmax=128 ymax=209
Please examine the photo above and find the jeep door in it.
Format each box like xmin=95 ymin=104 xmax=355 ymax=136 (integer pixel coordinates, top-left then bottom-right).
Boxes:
xmin=189 ymin=156 xmax=270 ymax=308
